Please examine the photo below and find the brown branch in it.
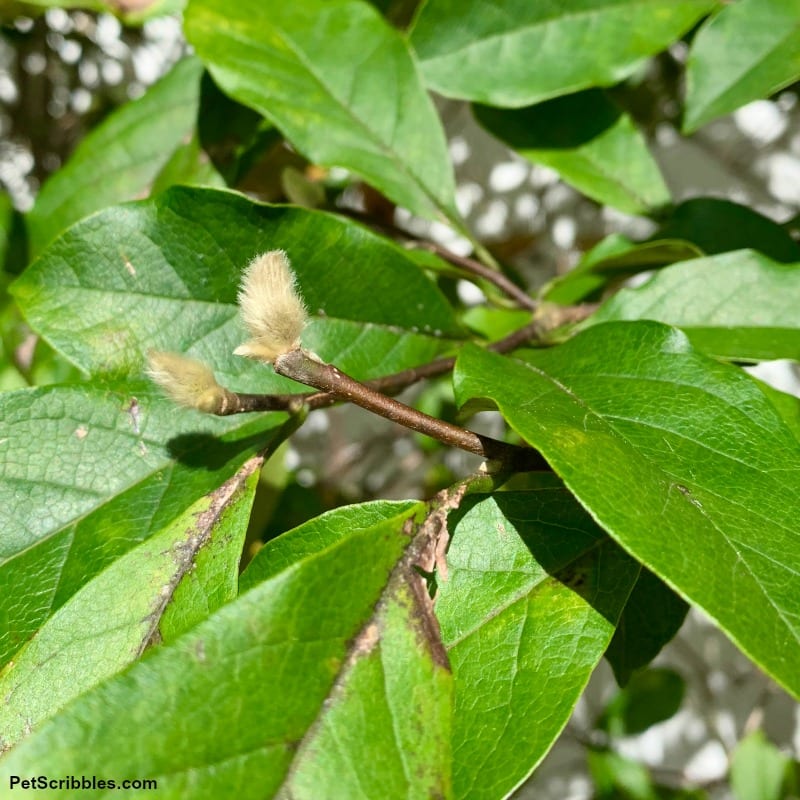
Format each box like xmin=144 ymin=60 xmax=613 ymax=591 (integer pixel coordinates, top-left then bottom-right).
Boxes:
xmin=410 ymin=241 xmax=537 ymax=310
xmin=360 ymin=302 xmax=597 ymax=396
xmin=213 ymin=390 xmax=307 ymax=415
xmin=274 ymin=349 xmax=548 ymax=470
xmin=209 ymin=302 xmax=598 ymax=415
xmin=337 ymin=208 xmax=536 ymax=310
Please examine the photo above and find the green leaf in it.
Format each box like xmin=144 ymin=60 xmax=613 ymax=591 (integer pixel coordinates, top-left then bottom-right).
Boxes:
xmin=475 ymin=90 xmax=670 ymax=214
xmin=754 ymin=380 xmax=800 ymax=445
xmin=588 ymin=748 xmax=659 ymax=800
xmin=156 ymin=459 xmax=260 ymax=643
xmin=0 ymin=500 xmax=454 ymax=799
xmin=150 ymin=132 xmax=226 ymax=196
xmin=439 ymin=484 xmax=639 ymax=799
xmin=26 ymin=57 xmax=204 ymax=257
xmin=240 ymin=500 xmax=421 ymax=588
xmin=605 ymin=569 xmax=688 ymax=686
xmin=730 ymin=730 xmax=788 ymax=800
xmin=596 ymin=668 xmax=685 ymax=736
xmin=12 ymin=186 xmax=462 ymax=388
xmin=196 ymin=72 xmax=278 ymax=187
xmin=0 ymin=379 xmax=290 ymax=669
xmin=454 ymin=322 xmax=800 ymax=700
xmin=542 ymin=234 xmax=702 ymax=305
xmin=0 ymin=457 xmax=259 ymax=751
xmin=12 ymin=0 xmax=185 ymax=25
xmin=684 ymin=0 xmax=800 ymax=132
xmin=587 ymin=250 xmax=800 ymax=361
xmin=185 ymin=0 xmax=459 ymax=225
xmin=410 ymin=0 xmax=715 ymax=107
xmin=656 ymin=198 xmax=800 ymax=264
xmin=461 ymin=306 xmax=533 ymax=340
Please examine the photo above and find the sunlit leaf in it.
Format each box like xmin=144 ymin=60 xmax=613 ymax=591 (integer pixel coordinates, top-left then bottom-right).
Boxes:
xmin=410 ymin=0 xmax=715 ymax=107
xmin=455 ymin=322 xmax=800 ymax=699
xmin=186 ymin=0 xmax=459 ymax=225
xmin=0 ymin=458 xmax=260 ymax=750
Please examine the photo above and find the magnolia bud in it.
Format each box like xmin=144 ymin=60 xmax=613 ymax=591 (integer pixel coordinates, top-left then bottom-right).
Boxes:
xmin=146 ymin=350 xmax=226 ymax=413
xmin=234 ymin=250 xmax=308 ymax=363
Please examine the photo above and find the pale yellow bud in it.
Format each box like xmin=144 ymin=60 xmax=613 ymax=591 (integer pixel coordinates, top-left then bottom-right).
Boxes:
xmin=234 ymin=250 xmax=308 ymax=363
xmin=146 ymin=350 xmax=225 ymax=412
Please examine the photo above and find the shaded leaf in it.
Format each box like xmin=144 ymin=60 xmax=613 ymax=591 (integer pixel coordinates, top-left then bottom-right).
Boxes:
xmin=605 ymin=569 xmax=688 ymax=686
xmin=185 ymin=0 xmax=459 ymax=225
xmin=0 ymin=379 xmax=290 ymax=669
xmin=12 ymin=186 xmax=462 ymax=389
xmin=0 ymin=499 xmax=454 ymax=799
xmin=596 ymin=668 xmax=685 ymax=737
xmin=454 ymin=322 xmax=800 ymax=700
xmin=150 ymin=132 xmax=226 ymax=195
xmin=656 ymin=198 xmax=800 ymax=263
xmin=475 ymin=90 xmax=670 ymax=214
xmin=439 ymin=484 xmax=639 ymax=799
xmin=542 ymin=234 xmax=702 ymax=305
xmin=684 ymin=0 xmax=800 ymax=132
xmin=0 ymin=457 xmax=260 ymax=751
xmin=410 ymin=0 xmax=715 ymax=107
xmin=26 ymin=57 xmax=204 ymax=257
xmin=587 ymin=250 xmax=800 ymax=361
xmin=196 ymin=71 xmax=278 ymax=187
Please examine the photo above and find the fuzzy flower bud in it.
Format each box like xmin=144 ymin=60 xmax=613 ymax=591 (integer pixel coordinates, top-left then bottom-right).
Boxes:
xmin=146 ymin=350 xmax=226 ymax=413
xmin=233 ymin=250 xmax=308 ymax=363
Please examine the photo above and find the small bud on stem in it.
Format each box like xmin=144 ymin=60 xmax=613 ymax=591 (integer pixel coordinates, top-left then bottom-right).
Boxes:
xmin=147 ymin=351 xmax=231 ymax=413
xmin=147 ymin=351 xmax=297 ymax=415
xmin=143 ymin=249 xmax=546 ymax=468
xmin=233 ymin=250 xmax=308 ymax=363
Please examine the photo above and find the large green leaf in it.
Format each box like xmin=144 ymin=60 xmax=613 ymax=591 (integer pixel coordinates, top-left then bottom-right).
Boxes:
xmin=185 ymin=0 xmax=459 ymax=225
xmin=12 ymin=187 xmax=462 ymax=390
xmin=454 ymin=322 xmax=800 ymax=699
xmin=475 ymin=90 xmax=670 ymax=214
xmin=0 ymin=500 xmax=455 ymax=800
xmin=0 ymin=457 xmax=259 ymax=751
xmin=26 ymin=57 xmax=205 ymax=257
xmin=0 ymin=379 xmax=290 ymax=669
xmin=587 ymin=250 xmax=800 ymax=361
xmin=684 ymin=0 xmax=800 ymax=132
xmin=410 ymin=0 xmax=715 ymax=107
xmin=439 ymin=485 xmax=638 ymax=799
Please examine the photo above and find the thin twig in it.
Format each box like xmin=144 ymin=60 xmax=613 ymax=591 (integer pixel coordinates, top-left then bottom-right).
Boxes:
xmin=208 ymin=302 xmax=598 ymax=414
xmin=410 ymin=240 xmax=537 ymax=310
xmin=212 ymin=390 xmax=307 ymax=415
xmin=337 ymin=207 xmax=535 ymax=309
xmin=274 ymin=349 xmax=548 ymax=470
